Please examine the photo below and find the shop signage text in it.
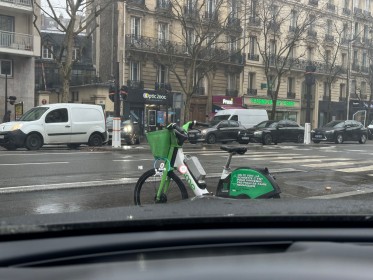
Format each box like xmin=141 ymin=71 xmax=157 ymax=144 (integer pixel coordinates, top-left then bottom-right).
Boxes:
xmin=249 ymin=98 xmax=296 ymax=107
xmin=222 ymin=98 xmax=233 ymax=105
xmin=143 ymin=92 xmax=167 ymax=101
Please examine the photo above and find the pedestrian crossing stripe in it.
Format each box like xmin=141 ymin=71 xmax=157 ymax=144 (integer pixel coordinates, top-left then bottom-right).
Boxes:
xmin=334 ymin=165 xmax=373 ymax=173
xmin=303 ymin=161 xmax=368 ymax=168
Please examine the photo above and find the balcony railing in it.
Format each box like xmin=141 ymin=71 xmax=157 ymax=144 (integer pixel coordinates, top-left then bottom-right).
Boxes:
xmin=307 ymin=30 xmax=317 ymax=39
xmin=0 ymin=0 xmax=31 ymax=7
xmin=363 ymin=10 xmax=372 ymax=17
xmin=287 ymin=92 xmax=296 ymax=99
xmin=246 ymin=89 xmax=257 ymax=96
xmin=324 ymin=34 xmax=334 ymax=43
xmin=361 ymin=66 xmax=369 ymax=73
xmin=352 ymin=64 xmax=360 ymax=72
xmin=267 ymin=20 xmax=281 ymax=32
xmin=194 ymin=87 xmax=205 ymax=95
xmin=183 ymin=5 xmax=198 ymax=17
xmin=227 ymin=16 xmax=241 ymax=29
xmin=203 ymin=11 xmax=219 ymax=22
xmin=248 ymin=17 xmax=261 ymax=27
xmin=247 ymin=53 xmax=259 ymax=61
xmin=226 ymin=89 xmax=238 ymax=97
xmin=354 ymin=7 xmax=364 ymax=18
xmin=343 ymin=7 xmax=351 ymax=16
xmin=0 ymin=30 xmax=33 ymax=51
xmin=155 ymin=82 xmax=171 ymax=91
xmin=127 ymin=80 xmax=144 ymax=89
xmin=127 ymin=0 xmax=145 ymax=7
xmin=156 ymin=0 xmax=171 ymax=11
xmin=308 ymin=0 xmax=318 ymax=7
xmin=326 ymin=3 xmax=335 ymax=12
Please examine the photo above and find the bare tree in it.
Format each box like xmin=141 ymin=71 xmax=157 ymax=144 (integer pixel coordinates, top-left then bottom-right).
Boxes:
xmin=150 ymin=0 xmax=248 ymax=122
xmin=316 ymin=20 xmax=346 ymax=123
xmin=255 ymin=0 xmax=319 ymax=119
xmin=33 ymin=0 xmax=113 ymax=102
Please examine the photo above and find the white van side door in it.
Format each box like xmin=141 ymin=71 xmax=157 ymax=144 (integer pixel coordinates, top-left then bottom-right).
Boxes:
xmin=44 ymin=108 xmax=72 ymax=144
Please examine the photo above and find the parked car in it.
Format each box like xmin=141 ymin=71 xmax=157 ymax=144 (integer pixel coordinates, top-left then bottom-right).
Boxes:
xmin=188 ymin=120 xmax=247 ymax=144
xmin=311 ymin=120 xmax=368 ymax=144
xmin=106 ymin=117 xmax=141 ymax=145
xmin=238 ymin=120 xmax=305 ymax=145
xmin=368 ymin=120 xmax=373 ymax=140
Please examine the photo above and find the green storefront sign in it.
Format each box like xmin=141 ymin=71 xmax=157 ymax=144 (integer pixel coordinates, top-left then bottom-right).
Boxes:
xmin=248 ymin=98 xmax=298 ymax=108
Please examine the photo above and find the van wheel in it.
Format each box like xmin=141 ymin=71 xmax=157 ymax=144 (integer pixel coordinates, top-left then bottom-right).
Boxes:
xmin=89 ymin=134 xmax=103 ymax=146
xmin=25 ymin=133 xmax=43 ymax=150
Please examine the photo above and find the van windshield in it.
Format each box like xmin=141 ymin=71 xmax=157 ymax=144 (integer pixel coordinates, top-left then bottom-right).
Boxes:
xmin=211 ymin=114 xmax=229 ymax=126
xmin=19 ymin=107 xmax=49 ymax=121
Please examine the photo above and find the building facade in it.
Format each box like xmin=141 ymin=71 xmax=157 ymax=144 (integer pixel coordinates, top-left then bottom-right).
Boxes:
xmin=0 ymin=0 xmax=40 ymax=121
xmin=91 ymin=0 xmax=373 ymax=131
xmin=93 ymin=0 xmax=245 ymax=132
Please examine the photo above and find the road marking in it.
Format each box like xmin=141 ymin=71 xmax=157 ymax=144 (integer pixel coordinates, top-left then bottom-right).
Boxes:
xmin=0 ymin=162 xmax=68 ymax=166
xmin=302 ymin=161 xmax=367 ymax=168
xmin=113 ymin=159 xmax=153 ymax=162
xmin=0 ymin=151 xmax=109 ymax=156
xmin=272 ymin=158 xmax=324 ymax=163
xmin=308 ymin=189 xmax=372 ymax=199
xmin=334 ymin=165 xmax=373 ymax=173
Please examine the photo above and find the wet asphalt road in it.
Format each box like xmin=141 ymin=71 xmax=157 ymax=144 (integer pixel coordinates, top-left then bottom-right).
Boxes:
xmin=0 ymin=141 xmax=373 ymax=217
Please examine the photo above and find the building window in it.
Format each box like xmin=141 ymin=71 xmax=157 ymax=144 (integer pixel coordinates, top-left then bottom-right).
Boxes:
xmin=130 ymin=62 xmax=140 ymax=81
xmin=72 ymin=47 xmax=79 ymax=61
xmin=0 ymin=59 xmax=12 ymax=76
xmin=71 ymin=91 xmax=79 ymax=102
xmin=157 ymin=64 xmax=167 ymax=85
xmin=362 ymin=52 xmax=367 ymax=67
xmin=248 ymin=72 xmax=256 ymax=89
xmin=250 ymin=0 xmax=257 ymax=17
xmin=290 ymin=9 xmax=297 ymax=28
xmin=206 ymin=0 xmax=215 ymax=16
xmin=361 ymin=81 xmax=366 ymax=97
xmin=131 ymin=17 xmax=141 ymax=38
xmin=354 ymin=22 xmax=359 ymax=37
xmin=228 ymin=74 xmax=236 ymax=90
xmin=249 ymin=36 xmax=257 ymax=55
xmin=323 ymin=82 xmax=329 ymax=97
xmin=353 ymin=49 xmax=358 ymax=65
xmin=325 ymin=50 xmax=331 ymax=64
xmin=327 ymin=19 xmax=332 ymax=35
xmin=288 ymin=77 xmax=294 ymax=93
xmin=342 ymin=53 xmax=347 ymax=68
xmin=229 ymin=36 xmax=237 ymax=52
xmin=42 ymin=45 xmax=53 ymax=59
xmin=307 ymin=47 xmax=313 ymax=61
xmin=158 ymin=22 xmax=168 ymax=43
xmin=351 ymin=80 xmax=356 ymax=94
xmin=340 ymin=83 xmax=346 ymax=99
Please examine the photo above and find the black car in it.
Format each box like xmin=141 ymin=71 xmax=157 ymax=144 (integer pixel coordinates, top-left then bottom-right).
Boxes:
xmin=188 ymin=120 xmax=247 ymax=144
xmin=311 ymin=120 xmax=368 ymax=144
xmin=238 ymin=120 xmax=305 ymax=145
xmin=106 ymin=117 xmax=141 ymax=145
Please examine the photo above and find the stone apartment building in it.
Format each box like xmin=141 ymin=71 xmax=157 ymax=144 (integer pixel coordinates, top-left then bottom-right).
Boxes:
xmin=0 ymin=0 xmax=40 ymax=121
xmin=93 ymin=0 xmax=245 ymax=131
xmin=92 ymin=0 xmax=373 ymax=130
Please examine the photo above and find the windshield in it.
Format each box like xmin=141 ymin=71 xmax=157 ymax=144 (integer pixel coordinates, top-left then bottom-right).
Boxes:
xmin=18 ymin=107 xmax=49 ymax=121
xmin=323 ymin=121 xmax=344 ymax=128
xmin=3 ymin=0 xmax=373 ymax=240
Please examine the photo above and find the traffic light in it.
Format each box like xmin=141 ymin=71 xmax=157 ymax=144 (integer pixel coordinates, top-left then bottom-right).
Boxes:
xmin=8 ymin=96 xmax=17 ymax=105
xmin=108 ymin=84 xmax=115 ymax=102
xmin=120 ymin=85 xmax=128 ymax=101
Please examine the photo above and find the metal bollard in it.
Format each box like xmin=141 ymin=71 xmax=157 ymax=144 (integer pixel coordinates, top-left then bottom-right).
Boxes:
xmin=112 ymin=117 xmax=121 ymax=148
xmin=304 ymin=123 xmax=311 ymax=144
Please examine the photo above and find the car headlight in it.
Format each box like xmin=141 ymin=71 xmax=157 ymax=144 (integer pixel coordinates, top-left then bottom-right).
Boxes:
xmin=11 ymin=123 xmax=23 ymax=131
xmin=123 ymin=126 xmax=132 ymax=133
xmin=254 ymin=131 xmax=263 ymax=136
xmin=311 ymin=130 xmax=315 ymax=133
xmin=325 ymin=130 xmax=334 ymax=134
xmin=201 ymin=129 xmax=207 ymax=135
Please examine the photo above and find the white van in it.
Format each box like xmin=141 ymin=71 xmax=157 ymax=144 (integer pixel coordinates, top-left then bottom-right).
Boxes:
xmin=0 ymin=103 xmax=108 ymax=150
xmin=212 ymin=109 xmax=268 ymax=129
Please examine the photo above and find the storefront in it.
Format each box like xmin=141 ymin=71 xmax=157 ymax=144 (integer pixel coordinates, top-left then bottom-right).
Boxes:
xmin=243 ymin=96 xmax=301 ymax=122
xmin=124 ymin=89 xmax=176 ymax=134
xmin=318 ymin=101 xmax=346 ymax=127
xmin=211 ymin=96 xmax=244 ymax=115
